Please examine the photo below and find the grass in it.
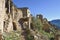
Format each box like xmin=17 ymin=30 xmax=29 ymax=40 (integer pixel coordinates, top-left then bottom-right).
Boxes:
xmin=3 ymin=31 xmax=21 ymax=40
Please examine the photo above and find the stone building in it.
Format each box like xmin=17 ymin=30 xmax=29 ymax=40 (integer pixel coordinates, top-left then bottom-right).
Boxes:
xmin=0 ymin=0 xmax=5 ymax=40
xmin=36 ymin=14 xmax=43 ymax=23
xmin=0 ymin=0 xmax=32 ymax=32
xmin=0 ymin=0 xmax=5 ymax=33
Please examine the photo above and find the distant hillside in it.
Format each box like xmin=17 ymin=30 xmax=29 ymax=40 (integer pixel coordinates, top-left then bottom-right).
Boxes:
xmin=50 ymin=19 xmax=60 ymax=29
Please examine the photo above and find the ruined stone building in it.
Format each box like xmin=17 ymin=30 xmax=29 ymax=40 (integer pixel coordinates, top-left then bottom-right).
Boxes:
xmin=6 ymin=0 xmax=32 ymax=32
xmin=0 ymin=0 xmax=60 ymax=40
xmin=0 ymin=0 xmax=5 ymax=33
xmin=0 ymin=0 xmax=32 ymax=33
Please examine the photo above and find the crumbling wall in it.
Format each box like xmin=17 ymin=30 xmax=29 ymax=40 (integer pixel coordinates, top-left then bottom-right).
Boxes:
xmin=0 ymin=0 xmax=5 ymax=33
xmin=3 ymin=0 xmax=32 ymax=32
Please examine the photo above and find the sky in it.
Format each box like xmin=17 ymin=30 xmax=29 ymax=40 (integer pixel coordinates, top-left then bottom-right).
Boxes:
xmin=12 ymin=0 xmax=60 ymax=21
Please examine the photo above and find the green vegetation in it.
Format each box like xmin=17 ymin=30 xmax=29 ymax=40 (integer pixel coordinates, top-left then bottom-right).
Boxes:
xmin=25 ymin=29 xmax=34 ymax=40
xmin=32 ymin=17 xmax=43 ymax=31
xmin=3 ymin=17 xmax=56 ymax=40
xmin=32 ymin=17 xmax=55 ymax=39
xmin=3 ymin=31 xmax=21 ymax=40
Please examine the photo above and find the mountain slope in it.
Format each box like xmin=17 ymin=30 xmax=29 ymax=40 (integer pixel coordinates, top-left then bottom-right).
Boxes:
xmin=50 ymin=19 xmax=60 ymax=29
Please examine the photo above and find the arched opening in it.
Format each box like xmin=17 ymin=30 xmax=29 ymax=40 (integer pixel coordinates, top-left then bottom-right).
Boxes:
xmin=13 ymin=22 xmax=17 ymax=30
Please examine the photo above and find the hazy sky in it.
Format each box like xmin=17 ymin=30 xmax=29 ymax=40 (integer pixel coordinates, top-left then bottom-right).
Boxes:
xmin=12 ymin=0 xmax=60 ymax=21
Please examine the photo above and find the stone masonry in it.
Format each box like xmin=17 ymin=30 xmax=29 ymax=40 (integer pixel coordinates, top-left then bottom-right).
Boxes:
xmin=4 ymin=0 xmax=32 ymax=32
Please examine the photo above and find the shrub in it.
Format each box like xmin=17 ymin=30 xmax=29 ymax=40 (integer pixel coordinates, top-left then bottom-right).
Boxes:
xmin=3 ymin=31 xmax=21 ymax=40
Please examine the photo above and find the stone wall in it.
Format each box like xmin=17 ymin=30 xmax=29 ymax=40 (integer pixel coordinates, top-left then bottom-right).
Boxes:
xmin=0 ymin=0 xmax=5 ymax=33
xmin=3 ymin=0 xmax=32 ymax=32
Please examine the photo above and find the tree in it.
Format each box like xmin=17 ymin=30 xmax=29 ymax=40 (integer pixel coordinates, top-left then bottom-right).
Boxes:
xmin=32 ymin=17 xmax=43 ymax=31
